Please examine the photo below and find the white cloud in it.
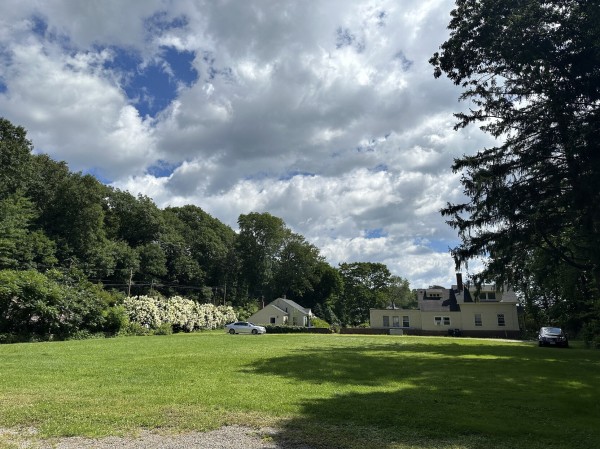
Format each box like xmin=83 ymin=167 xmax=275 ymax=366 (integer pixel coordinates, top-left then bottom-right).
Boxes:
xmin=0 ymin=0 xmax=494 ymax=289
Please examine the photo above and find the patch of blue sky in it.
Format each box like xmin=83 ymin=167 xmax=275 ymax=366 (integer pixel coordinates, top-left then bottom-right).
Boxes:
xmin=394 ymin=51 xmax=414 ymax=71
xmin=371 ymin=164 xmax=388 ymax=172
xmin=365 ymin=228 xmax=387 ymax=239
xmin=84 ymin=167 xmax=112 ymax=185
xmin=416 ymin=238 xmax=458 ymax=253
xmin=335 ymin=27 xmax=365 ymax=52
xmin=29 ymin=15 xmax=48 ymax=38
xmin=0 ymin=78 xmax=6 ymax=94
xmin=278 ymin=170 xmax=316 ymax=181
xmin=146 ymin=160 xmax=181 ymax=178
xmin=244 ymin=171 xmax=272 ymax=182
xmin=104 ymin=46 xmax=198 ymax=118
xmin=28 ymin=15 xmax=71 ymax=50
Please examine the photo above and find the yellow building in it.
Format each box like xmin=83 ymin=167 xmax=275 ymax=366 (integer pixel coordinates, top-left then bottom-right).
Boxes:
xmin=370 ymin=274 xmax=521 ymax=338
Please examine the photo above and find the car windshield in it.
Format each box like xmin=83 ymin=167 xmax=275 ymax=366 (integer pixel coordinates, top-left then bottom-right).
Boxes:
xmin=543 ymin=327 xmax=562 ymax=334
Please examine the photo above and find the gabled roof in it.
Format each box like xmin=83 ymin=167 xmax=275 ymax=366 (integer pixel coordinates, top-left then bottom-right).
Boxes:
xmin=266 ymin=303 xmax=287 ymax=315
xmin=275 ymin=297 xmax=311 ymax=315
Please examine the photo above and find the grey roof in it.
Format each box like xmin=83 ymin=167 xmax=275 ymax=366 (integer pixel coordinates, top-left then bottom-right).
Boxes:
xmin=276 ymin=298 xmax=311 ymax=315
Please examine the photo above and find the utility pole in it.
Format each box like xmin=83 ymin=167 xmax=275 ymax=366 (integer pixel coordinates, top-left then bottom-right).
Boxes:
xmin=127 ymin=268 xmax=133 ymax=297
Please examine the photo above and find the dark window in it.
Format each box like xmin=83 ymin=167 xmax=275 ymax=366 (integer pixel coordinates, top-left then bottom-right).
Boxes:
xmin=497 ymin=314 xmax=505 ymax=326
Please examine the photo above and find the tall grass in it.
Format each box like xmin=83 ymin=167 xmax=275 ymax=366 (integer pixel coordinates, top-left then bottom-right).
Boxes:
xmin=0 ymin=333 xmax=598 ymax=448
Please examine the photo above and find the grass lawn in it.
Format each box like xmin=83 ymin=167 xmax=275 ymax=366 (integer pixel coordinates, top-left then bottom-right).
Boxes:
xmin=0 ymin=333 xmax=598 ymax=448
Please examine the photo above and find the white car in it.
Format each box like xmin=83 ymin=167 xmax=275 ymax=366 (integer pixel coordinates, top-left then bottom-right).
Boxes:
xmin=225 ymin=321 xmax=266 ymax=335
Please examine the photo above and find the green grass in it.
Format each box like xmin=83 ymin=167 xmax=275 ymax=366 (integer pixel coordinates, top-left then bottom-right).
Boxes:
xmin=0 ymin=333 xmax=599 ymax=449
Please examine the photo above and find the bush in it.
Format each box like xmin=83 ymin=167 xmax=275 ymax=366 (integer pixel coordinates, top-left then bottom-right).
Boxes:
xmin=310 ymin=316 xmax=331 ymax=328
xmin=67 ymin=330 xmax=106 ymax=340
xmin=265 ymin=325 xmax=333 ymax=334
xmin=0 ymin=269 xmax=121 ymax=341
xmin=153 ymin=322 xmax=173 ymax=336
xmin=581 ymin=320 xmax=600 ymax=349
xmin=122 ymin=296 xmax=237 ymax=333
xmin=118 ymin=321 xmax=152 ymax=337
xmin=103 ymin=305 xmax=129 ymax=334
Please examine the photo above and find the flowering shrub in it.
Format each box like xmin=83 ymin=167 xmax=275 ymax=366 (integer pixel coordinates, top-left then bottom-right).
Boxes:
xmin=123 ymin=296 xmax=161 ymax=329
xmin=123 ymin=295 xmax=237 ymax=332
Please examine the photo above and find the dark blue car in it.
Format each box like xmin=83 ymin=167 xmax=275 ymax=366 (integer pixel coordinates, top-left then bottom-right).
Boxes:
xmin=538 ymin=327 xmax=569 ymax=347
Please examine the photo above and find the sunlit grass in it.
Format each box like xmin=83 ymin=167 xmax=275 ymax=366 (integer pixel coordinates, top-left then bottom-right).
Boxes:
xmin=0 ymin=333 xmax=598 ymax=448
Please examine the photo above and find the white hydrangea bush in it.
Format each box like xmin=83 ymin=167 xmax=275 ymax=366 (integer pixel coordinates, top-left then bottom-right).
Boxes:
xmin=217 ymin=305 xmax=237 ymax=327
xmin=124 ymin=295 xmax=237 ymax=332
xmin=123 ymin=296 xmax=161 ymax=329
xmin=159 ymin=296 xmax=196 ymax=332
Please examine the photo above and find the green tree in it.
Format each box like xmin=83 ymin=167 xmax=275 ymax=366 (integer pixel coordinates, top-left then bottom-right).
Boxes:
xmin=41 ymin=173 xmax=110 ymax=270
xmin=337 ymin=262 xmax=393 ymax=326
xmin=163 ymin=205 xmax=236 ymax=292
xmin=237 ymin=212 xmax=287 ymax=299
xmin=104 ymin=189 xmax=164 ymax=246
xmin=0 ymin=194 xmax=56 ymax=270
xmin=301 ymin=261 xmax=344 ymax=310
xmin=137 ymin=243 xmax=168 ymax=283
xmin=272 ymin=233 xmax=323 ymax=300
xmin=387 ymin=275 xmax=416 ymax=309
xmin=430 ymin=1 xmax=600 ymax=302
xmin=0 ymin=118 xmax=33 ymax=197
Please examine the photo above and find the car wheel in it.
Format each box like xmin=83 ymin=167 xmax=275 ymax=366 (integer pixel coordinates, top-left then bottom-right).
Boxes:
xmin=229 ymin=329 xmax=235 ymax=335
xmin=538 ymin=341 xmax=543 ymax=347
xmin=252 ymin=329 xmax=258 ymax=335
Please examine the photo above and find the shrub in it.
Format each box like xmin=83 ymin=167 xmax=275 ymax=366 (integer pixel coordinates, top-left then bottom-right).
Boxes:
xmin=310 ymin=316 xmax=331 ymax=328
xmin=118 ymin=321 xmax=152 ymax=337
xmin=103 ymin=305 xmax=129 ymax=334
xmin=581 ymin=320 xmax=600 ymax=349
xmin=0 ymin=269 xmax=120 ymax=340
xmin=265 ymin=325 xmax=333 ymax=334
xmin=153 ymin=322 xmax=173 ymax=335
xmin=122 ymin=296 xmax=237 ymax=333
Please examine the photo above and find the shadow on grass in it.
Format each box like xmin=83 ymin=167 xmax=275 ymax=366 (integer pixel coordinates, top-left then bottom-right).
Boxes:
xmin=246 ymin=340 xmax=600 ymax=449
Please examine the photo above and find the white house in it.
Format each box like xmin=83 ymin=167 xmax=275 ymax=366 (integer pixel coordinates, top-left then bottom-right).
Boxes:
xmin=370 ymin=274 xmax=522 ymax=338
xmin=247 ymin=297 xmax=312 ymax=327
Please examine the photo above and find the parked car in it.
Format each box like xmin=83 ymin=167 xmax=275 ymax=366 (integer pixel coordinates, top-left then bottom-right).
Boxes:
xmin=225 ymin=321 xmax=266 ymax=335
xmin=538 ymin=327 xmax=569 ymax=347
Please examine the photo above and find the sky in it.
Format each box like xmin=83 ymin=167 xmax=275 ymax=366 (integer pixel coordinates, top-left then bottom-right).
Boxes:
xmin=0 ymin=0 xmax=494 ymax=289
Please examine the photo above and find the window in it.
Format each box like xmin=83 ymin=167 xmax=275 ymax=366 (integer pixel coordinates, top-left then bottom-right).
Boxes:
xmin=435 ymin=316 xmax=450 ymax=326
xmin=480 ymin=292 xmax=497 ymax=301
xmin=283 ymin=316 xmax=288 ymax=324
xmin=392 ymin=316 xmax=400 ymax=327
xmin=402 ymin=316 xmax=410 ymax=327
xmin=497 ymin=314 xmax=505 ymax=327
xmin=383 ymin=316 xmax=390 ymax=327
xmin=270 ymin=317 xmax=276 ymax=324
xmin=474 ymin=314 xmax=482 ymax=327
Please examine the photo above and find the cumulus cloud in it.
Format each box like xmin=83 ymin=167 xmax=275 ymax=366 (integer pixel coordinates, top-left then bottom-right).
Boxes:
xmin=0 ymin=0 xmax=494 ymax=288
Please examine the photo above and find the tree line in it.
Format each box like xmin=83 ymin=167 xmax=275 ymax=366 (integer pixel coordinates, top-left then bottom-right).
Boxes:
xmin=0 ymin=117 xmax=415 ymax=340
